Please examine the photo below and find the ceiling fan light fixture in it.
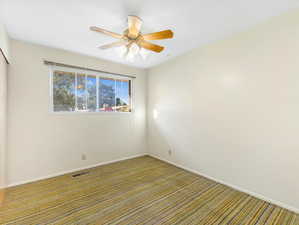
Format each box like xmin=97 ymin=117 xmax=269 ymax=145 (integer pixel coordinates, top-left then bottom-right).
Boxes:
xmin=90 ymin=15 xmax=173 ymax=62
xmin=115 ymin=45 xmax=128 ymax=58
xmin=126 ymin=50 xmax=135 ymax=62
xmin=139 ymin=48 xmax=150 ymax=60
xmin=123 ymin=43 xmax=140 ymax=62
xmin=129 ymin=43 xmax=140 ymax=55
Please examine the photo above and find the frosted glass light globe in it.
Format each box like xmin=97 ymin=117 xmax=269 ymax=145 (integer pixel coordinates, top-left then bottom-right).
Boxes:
xmin=139 ymin=48 xmax=150 ymax=60
xmin=115 ymin=45 xmax=128 ymax=58
xmin=126 ymin=51 xmax=135 ymax=62
xmin=129 ymin=43 xmax=140 ymax=56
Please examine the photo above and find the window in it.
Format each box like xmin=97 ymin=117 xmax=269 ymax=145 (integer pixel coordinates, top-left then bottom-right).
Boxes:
xmin=51 ymin=68 xmax=132 ymax=113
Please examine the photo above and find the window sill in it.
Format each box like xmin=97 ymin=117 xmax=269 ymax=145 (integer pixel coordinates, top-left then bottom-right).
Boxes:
xmin=49 ymin=111 xmax=133 ymax=115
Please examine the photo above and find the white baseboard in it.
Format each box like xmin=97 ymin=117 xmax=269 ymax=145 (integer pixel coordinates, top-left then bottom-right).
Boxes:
xmin=149 ymin=154 xmax=299 ymax=214
xmin=7 ymin=153 xmax=148 ymax=188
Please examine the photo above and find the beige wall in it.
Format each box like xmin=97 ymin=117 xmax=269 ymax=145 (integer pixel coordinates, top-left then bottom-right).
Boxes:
xmin=0 ymin=51 xmax=7 ymax=190
xmin=0 ymin=22 xmax=8 ymax=193
xmin=148 ymin=10 xmax=299 ymax=212
xmin=7 ymin=40 xmax=147 ymax=186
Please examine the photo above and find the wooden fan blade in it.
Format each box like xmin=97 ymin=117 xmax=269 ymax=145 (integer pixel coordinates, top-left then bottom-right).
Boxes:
xmin=90 ymin=26 xmax=123 ymax=39
xmin=128 ymin=15 xmax=143 ymax=39
xmin=99 ymin=41 xmax=128 ymax=50
xmin=142 ymin=30 xmax=174 ymax=40
xmin=138 ymin=40 xmax=164 ymax=53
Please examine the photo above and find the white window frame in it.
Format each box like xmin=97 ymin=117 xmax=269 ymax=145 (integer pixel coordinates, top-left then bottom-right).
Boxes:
xmin=49 ymin=65 xmax=134 ymax=114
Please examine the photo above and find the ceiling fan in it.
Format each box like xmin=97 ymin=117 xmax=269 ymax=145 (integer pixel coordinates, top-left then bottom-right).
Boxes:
xmin=90 ymin=15 xmax=174 ymax=61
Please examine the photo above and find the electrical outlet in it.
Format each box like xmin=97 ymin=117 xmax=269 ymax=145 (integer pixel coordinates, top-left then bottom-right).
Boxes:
xmin=168 ymin=149 xmax=172 ymax=156
xmin=81 ymin=154 xmax=87 ymax=160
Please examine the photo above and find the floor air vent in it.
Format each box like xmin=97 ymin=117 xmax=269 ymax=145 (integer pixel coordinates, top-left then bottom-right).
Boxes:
xmin=72 ymin=171 xmax=89 ymax=178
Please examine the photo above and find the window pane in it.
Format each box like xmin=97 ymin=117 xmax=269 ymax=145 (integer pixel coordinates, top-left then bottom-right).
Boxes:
xmin=87 ymin=75 xmax=97 ymax=111
xmin=76 ymin=74 xmax=86 ymax=111
xmin=53 ymin=71 xmax=75 ymax=112
xmin=99 ymin=78 xmax=115 ymax=112
xmin=115 ymin=79 xmax=131 ymax=112
xmin=52 ymin=69 xmax=132 ymax=113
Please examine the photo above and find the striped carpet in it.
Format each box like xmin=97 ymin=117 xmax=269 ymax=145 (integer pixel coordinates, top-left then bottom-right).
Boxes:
xmin=0 ymin=156 xmax=298 ymax=225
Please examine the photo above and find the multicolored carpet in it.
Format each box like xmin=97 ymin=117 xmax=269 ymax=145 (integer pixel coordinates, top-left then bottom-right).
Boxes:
xmin=0 ymin=156 xmax=298 ymax=224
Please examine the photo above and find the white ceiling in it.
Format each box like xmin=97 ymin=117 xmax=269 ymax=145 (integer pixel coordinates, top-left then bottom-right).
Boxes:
xmin=1 ymin=0 xmax=299 ymax=68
